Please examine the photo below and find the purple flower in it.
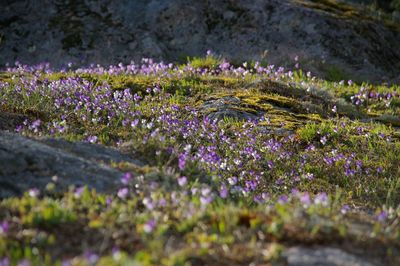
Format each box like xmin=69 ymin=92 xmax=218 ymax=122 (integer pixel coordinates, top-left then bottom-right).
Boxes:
xmin=320 ymin=136 xmax=328 ymax=145
xmin=142 ymin=197 xmax=155 ymax=210
xmin=245 ymin=180 xmax=258 ymax=191
xmin=191 ymin=187 xmax=198 ymax=195
xmin=106 ymin=197 xmax=113 ymax=206
xmin=227 ymin=176 xmax=238 ymax=185
xmin=158 ymin=198 xmax=167 ymax=207
xmin=341 ymin=204 xmax=350 ymax=214
xmin=200 ymin=195 xmax=213 ymax=205
xmin=304 ymin=173 xmax=314 ymax=180
xmin=17 ymin=260 xmax=31 ymax=266
xmin=278 ymin=195 xmax=289 ymax=204
xmin=30 ymin=119 xmax=41 ymax=129
xmin=377 ymin=167 xmax=383 ymax=174
xmin=201 ymin=187 xmax=211 ymax=197
xmin=117 ymin=187 xmax=129 ymax=199
xmin=143 ymin=219 xmax=156 ymax=233
xmin=314 ymin=192 xmax=328 ymax=206
xmin=178 ymin=152 xmax=187 ymax=170
xmin=121 ymin=172 xmax=132 ymax=185
xmin=0 ymin=258 xmax=10 ymax=266
xmin=261 ymin=193 xmax=269 ymax=201
xmin=74 ymin=187 xmax=85 ymax=198
xmin=299 ymin=193 xmax=311 ymax=206
xmin=253 ymin=195 xmax=265 ymax=204
xmin=344 ymin=168 xmax=356 ymax=177
xmin=178 ymin=176 xmax=187 ymax=187
xmin=84 ymin=251 xmax=99 ymax=265
xmin=219 ymin=62 xmax=231 ymax=71
xmin=131 ymin=119 xmax=139 ymax=128
xmin=28 ymin=188 xmax=40 ymax=197
xmin=87 ymin=135 xmax=98 ymax=143
xmin=15 ymin=125 xmax=23 ymax=133
xmin=112 ymin=247 xmax=122 ymax=260
xmin=62 ymin=260 xmax=72 ymax=266
xmin=219 ymin=185 xmax=228 ymax=198
xmin=376 ymin=210 xmax=388 ymax=222
xmin=0 ymin=221 xmax=9 ymax=235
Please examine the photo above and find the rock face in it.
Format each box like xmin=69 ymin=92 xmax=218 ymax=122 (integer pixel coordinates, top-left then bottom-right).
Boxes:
xmin=1 ymin=0 xmax=400 ymax=83
xmin=0 ymin=131 xmax=142 ymax=197
xmin=283 ymin=246 xmax=382 ymax=266
xmin=201 ymin=96 xmax=263 ymax=121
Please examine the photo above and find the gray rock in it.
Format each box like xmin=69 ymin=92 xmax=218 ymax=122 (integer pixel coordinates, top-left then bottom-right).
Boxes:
xmin=141 ymin=35 xmax=164 ymax=58
xmin=1 ymin=0 xmax=400 ymax=83
xmin=39 ymin=138 xmax=144 ymax=167
xmin=0 ymin=131 xmax=142 ymax=197
xmin=393 ymin=11 xmax=400 ymax=23
xmin=283 ymin=246 xmax=382 ymax=266
xmin=201 ymin=96 xmax=263 ymax=121
xmin=0 ymin=112 xmax=26 ymax=131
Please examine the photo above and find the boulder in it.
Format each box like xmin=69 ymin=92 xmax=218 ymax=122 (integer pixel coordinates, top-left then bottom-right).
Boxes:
xmin=1 ymin=0 xmax=400 ymax=83
xmin=283 ymin=246 xmax=382 ymax=266
xmin=0 ymin=131 xmax=142 ymax=197
xmin=201 ymin=96 xmax=263 ymax=121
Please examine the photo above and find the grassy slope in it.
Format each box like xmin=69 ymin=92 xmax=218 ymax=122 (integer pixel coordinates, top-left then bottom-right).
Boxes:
xmin=0 ymin=56 xmax=399 ymax=265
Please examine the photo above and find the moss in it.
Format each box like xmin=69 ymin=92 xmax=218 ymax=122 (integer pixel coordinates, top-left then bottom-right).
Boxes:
xmin=237 ymin=93 xmax=299 ymax=110
xmin=0 ymin=72 xmax=13 ymax=83
xmin=2 ymin=62 xmax=400 ymax=264
xmin=293 ymin=113 xmax=323 ymax=121
xmin=262 ymin=115 xmax=302 ymax=130
xmin=228 ymin=106 xmax=259 ymax=115
xmin=43 ymin=72 xmax=70 ymax=81
xmin=296 ymin=0 xmax=400 ymax=30
xmin=256 ymin=80 xmax=313 ymax=100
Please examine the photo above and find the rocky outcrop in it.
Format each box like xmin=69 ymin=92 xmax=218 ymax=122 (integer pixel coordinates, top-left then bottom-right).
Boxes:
xmin=201 ymin=96 xmax=263 ymax=121
xmin=1 ymin=0 xmax=400 ymax=83
xmin=0 ymin=131 xmax=142 ymax=198
xmin=283 ymin=246 xmax=383 ymax=266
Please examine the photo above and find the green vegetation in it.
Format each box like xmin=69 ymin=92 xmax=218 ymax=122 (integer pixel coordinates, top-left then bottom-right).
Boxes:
xmin=0 ymin=58 xmax=399 ymax=265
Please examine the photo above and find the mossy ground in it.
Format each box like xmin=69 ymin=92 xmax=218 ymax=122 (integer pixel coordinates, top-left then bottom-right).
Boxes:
xmin=0 ymin=58 xmax=399 ymax=265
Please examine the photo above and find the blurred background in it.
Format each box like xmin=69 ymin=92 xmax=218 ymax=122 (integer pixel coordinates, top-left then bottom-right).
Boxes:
xmin=1 ymin=0 xmax=400 ymax=83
